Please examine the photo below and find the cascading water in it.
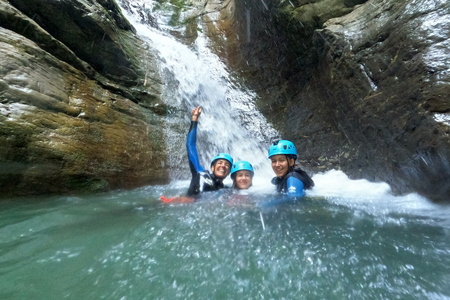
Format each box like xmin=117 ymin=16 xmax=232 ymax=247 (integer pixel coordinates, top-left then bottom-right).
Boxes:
xmin=118 ymin=0 xmax=279 ymax=187
xmin=0 ymin=1 xmax=449 ymax=299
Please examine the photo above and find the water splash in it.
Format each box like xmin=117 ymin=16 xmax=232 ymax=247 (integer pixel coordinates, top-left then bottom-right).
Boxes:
xmin=116 ymin=0 xmax=437 ymax=205
xmin=117 ymin=0 xmax=279 ymax=186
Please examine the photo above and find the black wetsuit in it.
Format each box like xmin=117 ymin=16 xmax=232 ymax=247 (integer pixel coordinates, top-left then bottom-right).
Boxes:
xmin=186 ymin=121 xmax=226 ymax=196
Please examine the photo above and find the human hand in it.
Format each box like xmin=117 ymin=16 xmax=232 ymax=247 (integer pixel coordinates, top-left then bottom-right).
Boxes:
xmin=191 ymin=106 xmax=202 ymax=121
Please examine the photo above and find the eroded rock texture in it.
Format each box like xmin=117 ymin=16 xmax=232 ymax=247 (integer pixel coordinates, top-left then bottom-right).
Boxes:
xmin=0 ymin=0 xmax=167 ymax=197
xmin=204 ymin=0 xmax=450 ymax=202
xmin=2 ymin=0 xmax=449 ymax=202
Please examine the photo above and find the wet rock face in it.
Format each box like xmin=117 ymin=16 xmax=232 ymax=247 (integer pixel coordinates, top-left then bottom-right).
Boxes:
xmin=0 ymin=0 xmax=167 ymax=197
xmin=312 ymin=0 xmax=450 ymax=202
xmin=6 ymin=0 xmax=137 ymax=84
xmin=212 ymin=0 xmax=450 ymax=202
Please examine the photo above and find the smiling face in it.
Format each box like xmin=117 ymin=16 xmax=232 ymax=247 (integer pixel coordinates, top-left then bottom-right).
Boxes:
xmin=270 ymin=154 xmax=295 ymax=178
xmin=211 ymin=159 xmax=231 ymax=179
xmin=233 ymin=170 xmax=253 ymax=190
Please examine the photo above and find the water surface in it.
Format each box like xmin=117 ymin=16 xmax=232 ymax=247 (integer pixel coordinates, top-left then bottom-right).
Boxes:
xmin=1 ymin=173 xmax=449 ymax=299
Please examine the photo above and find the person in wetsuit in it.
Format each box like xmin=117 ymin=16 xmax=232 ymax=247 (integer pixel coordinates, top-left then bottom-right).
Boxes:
xmin=160 ymin=106 xmax=233 ymax=203
xmin=230 ymin=160 xmax=254 ymax=190
xmin=268 ymin=140 xmax=314 ymax=197
xmin=225 ymin=160 xmax=255 ymax=206
xmin=186 ymin=106 xmax=233 ymax=196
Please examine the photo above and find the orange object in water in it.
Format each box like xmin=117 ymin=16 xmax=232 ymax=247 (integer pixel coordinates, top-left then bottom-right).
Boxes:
xmin=160 ymin=196 xmax=195 ymax=203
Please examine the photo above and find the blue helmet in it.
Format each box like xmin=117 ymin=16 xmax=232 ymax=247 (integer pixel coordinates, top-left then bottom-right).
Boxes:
xmin=268 ymin=140 xmax=298 ymax=159
xmin=230 ymin=161 xmax=254 ymax=178
xmin=211 ymin=153 xmax=233 ymax=167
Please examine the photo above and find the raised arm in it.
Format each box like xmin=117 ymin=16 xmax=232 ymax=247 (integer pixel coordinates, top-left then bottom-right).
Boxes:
xmin=186 ymin=106 xmax=204 ymax=174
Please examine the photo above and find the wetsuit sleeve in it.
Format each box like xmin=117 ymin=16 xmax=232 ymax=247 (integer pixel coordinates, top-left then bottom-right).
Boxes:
xmin=286 ymin=176 xmax=305 ymax=197
xmin=186 ymin=121 xmax=205 ymax=174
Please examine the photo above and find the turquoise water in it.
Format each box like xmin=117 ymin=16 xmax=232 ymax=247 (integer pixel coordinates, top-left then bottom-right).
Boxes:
xmin=1 ymin=181 xmax=449 ymax=300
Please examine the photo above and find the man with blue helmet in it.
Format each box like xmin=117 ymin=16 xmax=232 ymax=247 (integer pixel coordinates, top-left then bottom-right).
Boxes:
xmin=186 ymin=106 xmax=233 ymax=196
xmin=268 ymin=140 xmax=314 ymax=197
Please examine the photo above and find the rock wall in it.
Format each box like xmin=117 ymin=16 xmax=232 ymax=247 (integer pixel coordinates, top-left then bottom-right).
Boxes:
xmin=206 ymin=0 xmax=450 ymax=202
xmin=2 ymin=0 xmax=449 ymax=202
xmin=0 ymin=0 xmax=168 ymax=198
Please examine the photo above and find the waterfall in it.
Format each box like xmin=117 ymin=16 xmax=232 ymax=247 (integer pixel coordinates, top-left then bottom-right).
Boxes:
xmin=115 ymin=0 xmax=432 ymax=206
xmin=117 ymin=0 xmax=279 ymax=188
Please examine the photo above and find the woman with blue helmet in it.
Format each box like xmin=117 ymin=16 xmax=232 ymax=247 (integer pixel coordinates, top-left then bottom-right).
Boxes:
xmin=160 ymin=106 xmax=239 ymax=203
xmin=230 ymin=160 xmax=254 ymax=190
xmin=186 ymin=106 xmax=233 ymax=196
xmin=268 ymin=140 xmax=314 ymax=197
